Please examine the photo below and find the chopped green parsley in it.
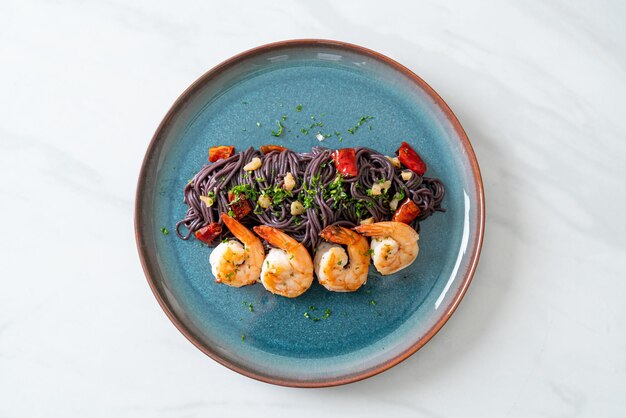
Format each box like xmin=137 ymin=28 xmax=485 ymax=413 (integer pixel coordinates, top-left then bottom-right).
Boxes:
xmin=347 ymin=115 xmax=374 ymax=134
xmin=271 ymin=121 xmax=284 ymax=137
xmin=304 ymin=307 xmax=331 ymax=322
xmin=230 ymin=184 xmax=258 ymax=202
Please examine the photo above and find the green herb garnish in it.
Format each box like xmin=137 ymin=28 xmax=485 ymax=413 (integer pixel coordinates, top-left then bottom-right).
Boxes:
xmin=347 ymin=115 xmax=374 ymax=134
xmin=230 ymin=184 xmax=259 ymax=202
xmin=354 ymin=199 xmax=371 ymax=219
xmin=296 ymin=104 xmax=302 ymax=112
xmin=263 ymin=184 xmax=292 ymax=207
xmin=326 ymin=176 xmax=348 ymax=208
xmin=393 ymin=191 xmax=405 ymax=201
xmin=271 ymin=121 xmax=284 ymax=137
xmin=160 ymin=227 xmax=169 ymax=235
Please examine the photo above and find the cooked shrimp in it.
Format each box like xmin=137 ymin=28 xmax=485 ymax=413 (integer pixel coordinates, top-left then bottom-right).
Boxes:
xmin=253 ymin=226 xmax=314 ymax=298
xmin=208 ymin=214 xmax=264 ymax=287
xmin=353 ymin=221 xmax=419 ymax=275
xmin=314 ymin=225 xmax=370 ymax=292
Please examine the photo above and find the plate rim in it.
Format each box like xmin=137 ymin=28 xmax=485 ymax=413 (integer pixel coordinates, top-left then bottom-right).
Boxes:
xmin=134 ymin=38 xmax=485 ymax=388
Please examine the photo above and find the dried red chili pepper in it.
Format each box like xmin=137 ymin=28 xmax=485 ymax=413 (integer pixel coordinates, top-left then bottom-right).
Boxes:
xmin=331 ymin=148 xmax=358 ymax=177
xmin=260 ymin=145 xmax=288 ymax=155
xmin=396 ymin=142 xmax=427 ymax=176
xmin=194 ymin=223 xmax=222 ymax=244
xmin=227 ymin=192 xmax=253 ymax=219
xmin=208 ymin=145 xmax=235 ymax=162
xmin=391 ymin=199 xmax=421 ymax=224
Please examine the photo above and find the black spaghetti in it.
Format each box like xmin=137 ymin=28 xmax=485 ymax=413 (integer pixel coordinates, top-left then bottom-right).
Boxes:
xmin=176 ymin=145 xmax=445 ymax=251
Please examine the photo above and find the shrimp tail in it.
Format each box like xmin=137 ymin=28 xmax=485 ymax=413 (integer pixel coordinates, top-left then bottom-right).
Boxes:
xmin=319 ymin=225 xmax=359 ymax=245
xmin=253 ymin=225 xmax=298 ymax=251
xmin=353 ymin=223 xmax=390 ymax=238
xmin=221 ymin=213 xmax=255 ymax=242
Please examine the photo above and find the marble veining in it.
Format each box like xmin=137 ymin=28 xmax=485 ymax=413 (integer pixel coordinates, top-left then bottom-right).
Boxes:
xmin=1 ymin=0 xmax=625 ymax=417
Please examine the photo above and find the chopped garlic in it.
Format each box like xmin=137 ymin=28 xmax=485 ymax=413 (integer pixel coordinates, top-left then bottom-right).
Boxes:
xmin=371 ymin=180 xmax=392 ymax=196
xmin=283 ymin=172 xmax=296 ymax=191
xmin=290 ymin=201 xmax=306 ymax=216
xmin=243 ymin=157 xmax=262 ymax=171
xmin=390 ymin=193 xmax=404 ymax=211
xmin=200 ymin=195 xmax=214 ymax=207
xmin=360 ymin=217 xmax=375 ymax=225
xmin=258 ymin=194 xmax=271 ymax=209
xmin=316 ymin=132 xmax=325 ymax=142
xmin=385 ymin=156 xmax=401 ymax=168
xmin=401 ymin=170 xmax=412 ymax=181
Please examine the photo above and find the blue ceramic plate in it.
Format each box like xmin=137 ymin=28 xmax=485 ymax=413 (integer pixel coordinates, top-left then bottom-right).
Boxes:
xmin=135 ymin=40 xmax=484 ymax=387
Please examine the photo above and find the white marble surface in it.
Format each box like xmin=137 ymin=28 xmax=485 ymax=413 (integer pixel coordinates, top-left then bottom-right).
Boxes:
xmin=1 ymin=0 xmax=625 ymax=416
